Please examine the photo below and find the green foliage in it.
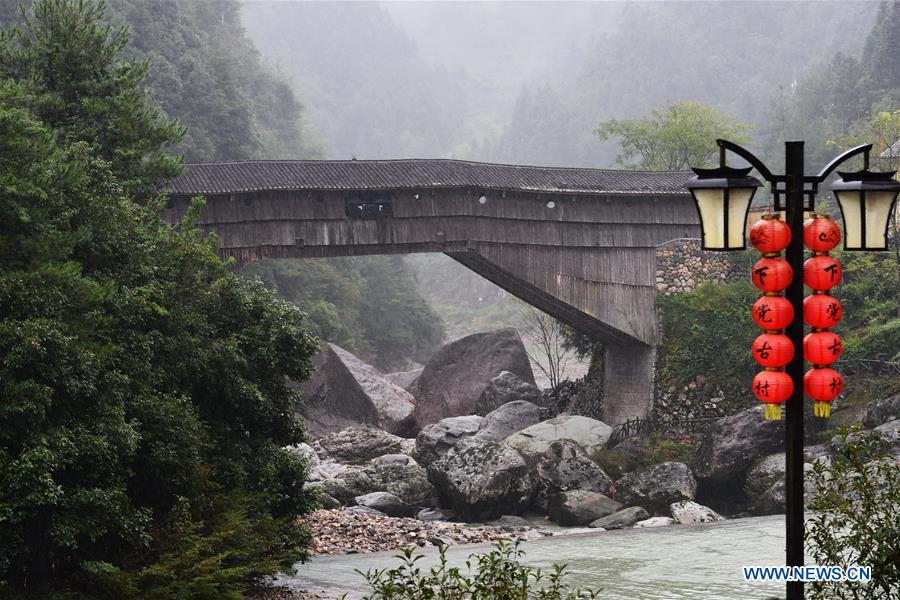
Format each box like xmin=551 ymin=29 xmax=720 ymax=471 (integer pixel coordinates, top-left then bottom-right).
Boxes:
xmin=807 ymin=427 xmax=899 ymax=599
xmin=0 ymin=0 xmax=186 ymax=193
xmin=595 ymin=101 xmax=751 ymax=170
xmin=353 ymin=540 xmax=600 ymax=600
xmin=657 ymin=280 xmax=759 ymax=406
xmin=0 ymin=1 xmax=318 ymax=596
xmin=105 ymin=0 xmax=322 ymax=162
xmin=242 ymin=256 xmax=444 ymax=370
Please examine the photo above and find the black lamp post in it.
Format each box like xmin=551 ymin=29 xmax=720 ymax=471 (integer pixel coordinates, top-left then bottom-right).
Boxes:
xmin=685 ymin=139 xmax=900 ymax=600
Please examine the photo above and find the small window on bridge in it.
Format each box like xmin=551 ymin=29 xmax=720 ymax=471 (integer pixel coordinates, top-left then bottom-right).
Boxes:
xmin=345 ymin=197 xmax=393 ymax=220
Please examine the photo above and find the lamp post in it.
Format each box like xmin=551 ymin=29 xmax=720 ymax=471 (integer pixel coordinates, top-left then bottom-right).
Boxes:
xmin=685 ymin=139 xmax=900 ymax=600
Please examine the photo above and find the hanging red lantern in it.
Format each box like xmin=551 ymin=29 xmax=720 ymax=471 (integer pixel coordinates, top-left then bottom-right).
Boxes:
xmin=752 ymin=257 xmax=793 ymax=292
xmin=804 ymin=367 xmax=843 ymax=417
xmin=752 ymin=333 xmax=794 ymax=368
xmin=750 ymin=216 xmax=792 ymax=253
xmin=803 ymin=293 xmax=843 ymax=328
xmin=804 ymin=331 xmax=843 ymax=365
xmin=752 ymin=295 xmax=794 ymax=330
xmin=803 ymin=216 xmax=841 ymax=252
xmin=803 ymin=255 xmax=842 ymax=290
xmin=753 ymin=370 xmax=793 ymax=420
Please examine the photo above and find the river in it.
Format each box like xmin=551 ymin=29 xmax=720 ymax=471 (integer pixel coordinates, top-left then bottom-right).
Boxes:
xmin=280 ymin=515 xmax=795 ymax=599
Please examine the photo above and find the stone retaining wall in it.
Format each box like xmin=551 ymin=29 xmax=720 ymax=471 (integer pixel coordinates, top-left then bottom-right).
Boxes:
xmin=654 ymin=239 xmax=733 ymax=295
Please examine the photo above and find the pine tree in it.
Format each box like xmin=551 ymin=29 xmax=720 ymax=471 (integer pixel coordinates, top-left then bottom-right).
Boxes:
xmin=0 ymin=0 xmax=185 ymax=193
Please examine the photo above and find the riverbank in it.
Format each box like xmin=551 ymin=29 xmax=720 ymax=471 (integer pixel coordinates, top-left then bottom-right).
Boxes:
xmin=302 ymin=508 xmax=528 ymax=556
xmin=280 ymin=515 xmax=787 ymax=600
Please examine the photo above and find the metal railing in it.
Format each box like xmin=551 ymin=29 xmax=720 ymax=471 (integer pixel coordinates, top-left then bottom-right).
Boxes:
xmin=608 ymin=416 xmax=721 ymax=446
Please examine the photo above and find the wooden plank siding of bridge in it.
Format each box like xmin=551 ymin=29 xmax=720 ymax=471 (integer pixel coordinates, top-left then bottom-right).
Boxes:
xmin=164 ymin=159 xmax=698 ymax=425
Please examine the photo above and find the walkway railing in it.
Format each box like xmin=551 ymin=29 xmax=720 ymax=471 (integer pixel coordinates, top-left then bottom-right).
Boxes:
xmin=608 ymin=416 xmax=720 ymax=447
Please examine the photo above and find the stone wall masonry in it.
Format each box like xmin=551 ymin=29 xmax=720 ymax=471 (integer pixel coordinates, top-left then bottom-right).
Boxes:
xmin=654 ymin=239 xmax=734 ymax=295
xmin=652 ymin=239 xmax=746 ymax=425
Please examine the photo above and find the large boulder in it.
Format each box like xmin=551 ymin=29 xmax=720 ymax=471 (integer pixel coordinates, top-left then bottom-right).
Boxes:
xmin=874 ymin=419 xmax=900 ymax=446
xmin=504 ymin=415 xmax=613 ymax=458
xmin=695 ymin=406 xmax=784 ymax=491
xmin=427 ymin=438 xmax=534 ymax=521
xmin=589 ymin=506 xmax=650 ymax=530
xmin=385 ymin=368 xmax=423 ymax=390
xmin=354 ymin=492 xmax=416 ymax=517
xmin=320 ymin=463 xmax=434 ymax=506
xmin=634 ymin=517 xmax=674 ymax=528
xmin=548 ymin=490 xmax=622 ymax=526
xmin=475 ymin=371 xmax=542 ymax=416
xmin=314 ymin=425 xmax=404 ymax=464
xmin=669 ymin=501 xmax=724 ymax=524
xmin=411 ymin=329 xmax=535 ymax=427
xmin=413 ymin=415 xmax=484 ymax=466
xmin=476 ymin=401 xmax=542 ymax=442
xmin=862 ymin=393 xmax=900 ymax=428
xmin=744 ymin=449 xmax=826 ymax=515
xmin=614 ymin=462 xmax=696 ymax=514
xmin=299 ymin=344 xmax=417 ymax=436
xmin=530 ymin=440 xmax=614 ymax=511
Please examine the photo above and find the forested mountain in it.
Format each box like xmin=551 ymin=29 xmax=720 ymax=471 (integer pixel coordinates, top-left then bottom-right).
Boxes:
xmin=491 ymin=1 xmax=880 ymax=167
xmin=241 ymin=0 xmax=463 ymax=159
xmin=73 ymin=0 xmax=444 ymax=370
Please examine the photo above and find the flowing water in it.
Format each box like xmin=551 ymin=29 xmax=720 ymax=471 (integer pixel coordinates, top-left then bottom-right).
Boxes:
xmin=280 ymin=515 xmax=795 ymax=599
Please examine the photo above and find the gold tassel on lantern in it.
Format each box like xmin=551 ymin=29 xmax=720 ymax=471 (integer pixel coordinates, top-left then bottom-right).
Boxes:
xmin=813 ymin=401 xmax=831 ymax=418
xmin=765 ymin=403 xmax=782 ymax=421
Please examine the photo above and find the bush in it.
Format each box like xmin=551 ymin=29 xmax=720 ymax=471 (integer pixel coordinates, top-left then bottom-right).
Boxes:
xmin=657 ymin=280 xmax=758 ymax=408
xmin=353 ymin=539 xmax=600 ymax=600
xmin=806 ymin=427 xmax=899 ymax=599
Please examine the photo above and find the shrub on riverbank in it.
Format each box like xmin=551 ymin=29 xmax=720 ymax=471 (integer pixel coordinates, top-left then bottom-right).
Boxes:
xmin=807 ymin=427 xmax=899 ymax=599
xmin=354 ymin=539 xmax=601 ymax=599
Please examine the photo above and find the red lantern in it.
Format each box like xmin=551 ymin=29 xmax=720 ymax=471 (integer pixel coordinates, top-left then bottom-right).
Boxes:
xmin=752 ymin=257 xmax=793 ymax=292
xmin=803 ymin=216 xmax=841 ymax=252
xmin=752 ymin=333 xmax=794 ymax=368
xmin=753 ymin=369 xmax=793 ymax=420
xmin=751 ymin=295 xmax=794 ymax=330
xmin=804 ymin=367 xmax=843 ymax=418
xmin=804 ymin=331 xmax=843 ymax=365
xmin=803 ymin=294 xmax=843 ymax=328
xmin=803 ymin=255 xmax=842 ymax=290
xmin=750 ymin=216 xmax=792 ymax=253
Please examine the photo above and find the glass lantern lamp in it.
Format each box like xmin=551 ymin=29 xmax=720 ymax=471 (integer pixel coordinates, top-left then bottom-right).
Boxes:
xmin=685 ymin=165 xmax=762 ymax=250
xmin=830 ymin=170 xmax=900 ymax=250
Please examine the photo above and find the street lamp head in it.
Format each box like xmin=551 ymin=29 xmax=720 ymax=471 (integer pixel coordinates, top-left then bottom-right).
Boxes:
xmin=685 ymin=165 xmax=762 ymax=251
xmin=830 ymin=169 xmax=900 ymax=251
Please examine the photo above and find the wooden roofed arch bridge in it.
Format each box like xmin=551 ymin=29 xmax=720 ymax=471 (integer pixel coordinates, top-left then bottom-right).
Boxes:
xmin=165 ymin=159 xmax=697 ymax=426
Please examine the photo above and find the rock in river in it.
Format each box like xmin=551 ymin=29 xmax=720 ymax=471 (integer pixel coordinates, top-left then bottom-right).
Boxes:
xmin=669 ymin=501 xmax=724 ymax=524
xmin=298 ymin=343 xmax=417 ymax=437
xmin=411 ymin=329 xmax=535 ymax=427
xmin=427 ymin=438 xmax=534 ymax=521
xmin=413 ymin=415 xmax=484 ymax=466
xmin=314 ymin=425 xmax=404 ymax=464
xmin=614 ymin=462 xmax=696 ymax=514
xmin=503 ymin=415 xmax=612 ymax=458
xmin=695 ymin=405 xmax=783 ymax=490
xmin=319 ymin=462 xmax=434 ymax=506
xmin=548 ymin=490 xmax=622 ymax=526
xmin=589 ymin=506 xmax=650 ymax=530
xmin=531 ymin=440 xmax=613 ymax=511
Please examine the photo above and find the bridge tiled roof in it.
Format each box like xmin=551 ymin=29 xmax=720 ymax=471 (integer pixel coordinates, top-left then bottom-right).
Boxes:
xmin=168 ymin=159 xmax=693 ymax=196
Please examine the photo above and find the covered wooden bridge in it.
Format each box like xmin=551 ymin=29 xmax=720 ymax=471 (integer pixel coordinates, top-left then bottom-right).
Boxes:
xmin=165 ymin=159 xmax=697 ymax=425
